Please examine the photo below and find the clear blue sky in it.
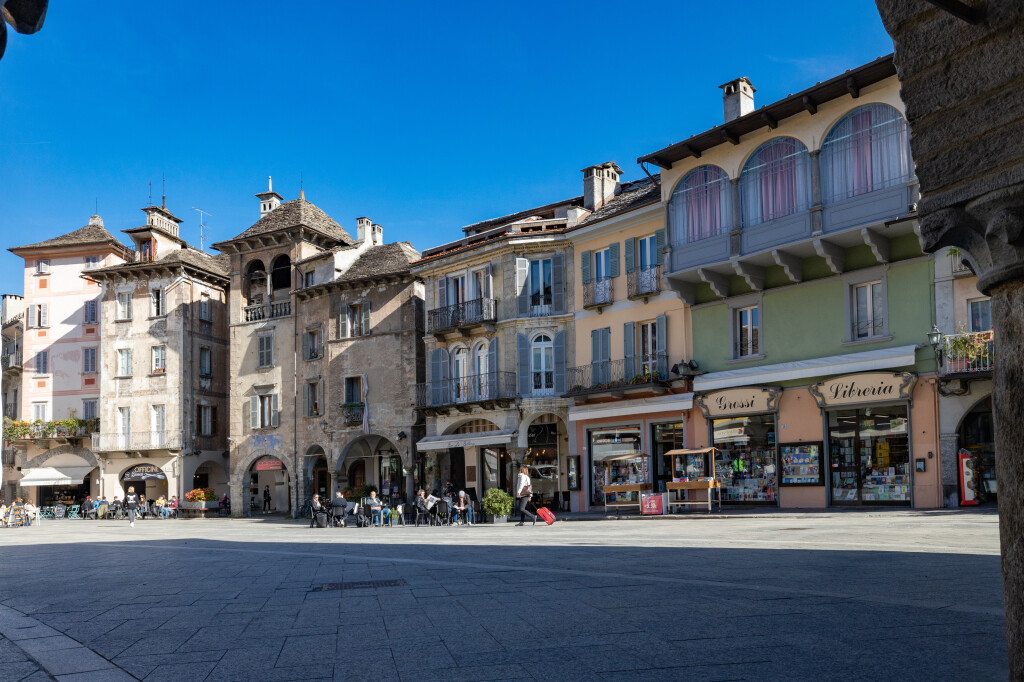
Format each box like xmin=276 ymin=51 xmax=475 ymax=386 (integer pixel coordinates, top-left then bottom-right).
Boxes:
xmin=0 ymin=1 xmax=894 ymax=296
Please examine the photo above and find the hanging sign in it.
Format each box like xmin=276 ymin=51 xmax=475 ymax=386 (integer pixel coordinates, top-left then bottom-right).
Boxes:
xmin=695 ymin=387 xmax=781 ymax=418
xmin=122 ymin=464 xmax=167 ymax=481
xmin=254 ymin=456 xmax=284 ymax=471
xmin=809 ymin=372 xmax=917 ymax=407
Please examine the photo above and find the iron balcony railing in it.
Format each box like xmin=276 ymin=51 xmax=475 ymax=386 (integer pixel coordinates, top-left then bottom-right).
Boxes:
xmin=193 ymin=435 xmax=222 ymax=451
xmin=582 ymin=278 xmax=613 ymax=309
xmin=1 ymin=350 xmax=22 ymax=370
xmin=243 ymin=300 xmax=291 ymax=322
xmin=627 ymin=265 xmax=662 ymax=299
xmin=92 ymin=430 xmax=184 ymax=451
xmin=950 ymin=251 xmax=972 ymax=275
xmin=941 ymin=331 xmax=994 ymax=375
xmin=565 ymin=353 xmax=669 ymax=395
xmin=416 ymin=371 xmax=517 ymax=408
xmin=342 ymin=403 xmax=365 ymax=426
xmin=427 ymin=298 xmax=497 ymax=333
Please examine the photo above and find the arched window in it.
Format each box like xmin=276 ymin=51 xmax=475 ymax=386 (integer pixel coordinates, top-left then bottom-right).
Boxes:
xmin=451 ymin=346 xmax=468 ymax=402
xmin=820 ymin=103 xmax=911 ymax=204
xmin=531 ymin=334 xmax=553 ymax=396
xmin=473 ymin=342 xmax=489 ymax=399
xmin=669 ymin=165 xmax=732 ymax=244
xmin=740 ymin=137 xmax=811 ymax=227
xmin=245 ymin=259 xmax=266 ymax=305
xmin=270 ymin=254 xmax=291 ymax=291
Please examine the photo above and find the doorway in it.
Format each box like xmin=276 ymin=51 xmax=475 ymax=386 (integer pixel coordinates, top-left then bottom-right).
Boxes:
xmin=828 ymin=406 xmax=910 ymax=506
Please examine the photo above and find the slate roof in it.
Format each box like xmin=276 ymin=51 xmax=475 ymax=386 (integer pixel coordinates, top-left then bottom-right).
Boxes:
xmin=90 ymin=246 xmax=229 ymax=281
xmin=460 ymin=196 xmax=582 ymax=235
xmin=337 ymin=242 xmax=420 ymax=283
xmin=292 ymin=244 xmax=356 ymax=268
xmin=222 ymin=198 xmax=354 ymax=245
xmin=10 ymin=216 xmax=126 ymax=252
xmin=573 ymin=175 xmax=661 ymax=228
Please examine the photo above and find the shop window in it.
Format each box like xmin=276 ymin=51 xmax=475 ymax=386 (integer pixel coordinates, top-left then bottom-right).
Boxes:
xmin=652 ymin=422 xmax=686 ymax=492
xmin=257 ymin=334 xmax=274 ymax=367
xmin=589 ymin=427 xmax=644 ymax=507
xmin=828 ymin=407 xmax=909 ymax=505
xmin=969 ymin=298 xmax=992 ymax=332
xmin=713 ymin=415 xmax=777 ymax=503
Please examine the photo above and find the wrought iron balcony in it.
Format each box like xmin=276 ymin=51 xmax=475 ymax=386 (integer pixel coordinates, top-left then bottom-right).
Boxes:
xmin=342 ymin=403 xmax=365 ymax=426
xmin=940 ymin=331 xmax=994 ymax=376
xmin=92 ymin=430 xmax=184 ymax=451
xmin=1 ymin=350 xmax=22 ymax=370
xmin=627 ymin=265 xmax=662 ymax=299
xmin=427 ymin=298 xmax=496 ymax=334
xmin=416 ymin=371 xmax=517 ymax=410
xmin=243 ymin=300 xmax=291 ymax=322
xmin=565 ymin=353 xmax=669 ymax=396
xmin=582 ymin=278 xmax=613 ymax=309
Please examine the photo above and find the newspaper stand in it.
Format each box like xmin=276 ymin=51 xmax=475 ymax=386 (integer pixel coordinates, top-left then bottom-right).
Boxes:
xmin=600 ymin=453 xmax=651 ymax=513
xmin=663 ymin=447 xmax=722 ymax=513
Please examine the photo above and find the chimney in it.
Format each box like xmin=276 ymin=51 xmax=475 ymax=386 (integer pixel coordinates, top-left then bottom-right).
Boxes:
xmin=356 ymin=217 xmax=372 ymax=244
xmin=582 ymin=162 xmax=623 ymax=211
xmin=719 ymin=77 xmax=755 ymax=122
xmin=255 ymin=175 xmax=283 ymax=218
xmin=371 ymin=223 xmax=383 ymax=245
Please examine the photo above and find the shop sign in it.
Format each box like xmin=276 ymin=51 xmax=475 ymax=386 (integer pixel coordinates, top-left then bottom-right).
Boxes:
xmin=641 ymin=493 xmax=665 ymax=515
xmin=250 ymin=434 xmax=284 ymax=452
xmin=695 ymin=387 xmax=781 ymax=418
xmin=122 ymin=464 xmax=167 ymax=481
xmin=254 ymin=456 xmax=284 ymax=471
xmin=809 ymin=372 xmax=917 ymax=408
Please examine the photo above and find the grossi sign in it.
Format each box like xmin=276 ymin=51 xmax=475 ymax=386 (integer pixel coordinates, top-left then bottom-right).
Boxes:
xmin=810 ymin=372 xmax=917 ymax=407
xmin=696 ymin=387 xmax=781 ymax=418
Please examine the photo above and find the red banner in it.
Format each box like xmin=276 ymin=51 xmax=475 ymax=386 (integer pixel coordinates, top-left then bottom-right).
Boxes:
xmin=641 ymin=493 xmax=664 ymax=515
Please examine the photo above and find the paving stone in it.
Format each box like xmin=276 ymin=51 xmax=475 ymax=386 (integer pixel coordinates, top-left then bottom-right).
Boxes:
xmin=30 ymin=647 xmax=114 ymax=676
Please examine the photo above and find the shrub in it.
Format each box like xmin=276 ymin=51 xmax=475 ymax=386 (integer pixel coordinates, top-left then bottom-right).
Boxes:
xmin=185 ymin=488 xmax=218 ymax=502
xmin=482 ymin=488 xmax=513 ymax=517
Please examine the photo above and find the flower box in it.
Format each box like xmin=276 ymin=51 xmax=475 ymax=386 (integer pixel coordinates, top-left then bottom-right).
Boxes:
xmin=180 ymin=501 xmax=219 ymax=510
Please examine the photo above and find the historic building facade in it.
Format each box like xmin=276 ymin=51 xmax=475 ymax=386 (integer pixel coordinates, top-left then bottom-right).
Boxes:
xmin=2 ymin=294 xmax=25 ymax=501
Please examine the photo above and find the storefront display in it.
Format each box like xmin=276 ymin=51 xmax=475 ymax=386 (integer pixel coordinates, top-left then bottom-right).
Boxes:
xmin=828 ymin=407 xmax=910 ymax=505
xmin=651 ymin=422 xmax=685 ymax=492
xmin=663 ymin=447 xmax=722 ymax=513
xmin=712 ymin=416 xmax=777 ymax=503
xmin=589 ymin=427 xmax=643 ymax=506
xmin=780 ymin=443 xmax=823 ymax=485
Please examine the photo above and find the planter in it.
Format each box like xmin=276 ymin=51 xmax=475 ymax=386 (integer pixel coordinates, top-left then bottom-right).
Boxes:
xmin=181 ymin=501 xmax=219 ymax=509
xmin=492 ymin=515 xmax=508 ymax=524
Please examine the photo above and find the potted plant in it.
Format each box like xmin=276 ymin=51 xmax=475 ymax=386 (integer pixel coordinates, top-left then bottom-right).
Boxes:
xmin=182 ymin=488 xmax=220 ymax=516
xmin=482 ymin=487 xmax=513 ymax=523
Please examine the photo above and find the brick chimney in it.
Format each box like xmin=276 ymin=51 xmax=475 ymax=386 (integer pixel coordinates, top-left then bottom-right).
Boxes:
xmin=719 ymin=77 xmax=755 ymax=122
xmin=582 ymin=162 xmax=623 ymax=211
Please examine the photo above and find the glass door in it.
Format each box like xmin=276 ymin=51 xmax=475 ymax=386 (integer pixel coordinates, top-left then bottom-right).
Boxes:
xmin=828 ymin=407 xmax=910 ymax=506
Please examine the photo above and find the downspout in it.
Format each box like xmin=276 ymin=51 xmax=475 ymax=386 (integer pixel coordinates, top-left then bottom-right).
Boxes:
xmin=293 ymin=269 xmax=299 ymax=517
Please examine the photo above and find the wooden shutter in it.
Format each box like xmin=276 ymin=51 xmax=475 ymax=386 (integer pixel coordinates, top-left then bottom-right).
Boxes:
xmin=317 ymin=382 xmax=324 ymax=415
xmin=430 ymin=348 xmax=450 ymax=405
xmin=361 ymin=303 xmax=371 ymax=335
xmin=580 ymin=251 xmax=591 ymax=285
xmin=553 ymin=331 xmax=566 ymax=395
xmin=338 ymin=308 xmax=349 ymax=339
xmin=437 ymin=277 xmax=448 ymax=309
xmin=249 ymin=397 xmax=258 ymax=429
xmin=655 ymin=314 xmax=667 ymax=376
xmin=196 ymin=404 xmax=202 ymax=436
xmin=483 ymin=264 xmax=492 ymax=298
xmin=302 ymin=332 xmax=310 ymax=360
xmin=27 ymin=304 xmax=36 ymax=328
xmin=655 ymin=229 xmax=666 ymax=265
xmin=211 ymin=407 xmax=218 ymax=437
xmin=303 ymin=383 xmax=310 ymax=416
xmin=515 ymin=258 xmax=529 ymax=316
xmin=271 ymin=393 xmax=280 ymax=427
xmin=623 ymin=322 xmax=635 ymax=376
xmin=487 ymin=337 xmax=498 ymax=398
xmin=551 ymin=253 xmax=565 ymax=314
xmin=39 ymin=303 xmax=49 ymax=327
xmin=609 ymin=243 xmax=620 ymax=278
xmin=516 ymin=333 xmax=530 ymax=395
xmin=624 ymin=238 xmax=636 ymax=274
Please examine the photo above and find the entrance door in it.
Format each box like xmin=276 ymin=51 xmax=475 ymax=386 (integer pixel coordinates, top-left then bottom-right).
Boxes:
xmin=828 ymin=407 xmax=911 ymax=505
xmin=449 ymin=447 xmax=466 ymax=492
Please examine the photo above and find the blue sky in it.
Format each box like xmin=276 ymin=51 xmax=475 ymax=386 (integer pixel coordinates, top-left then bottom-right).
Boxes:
xmin=0 ymin=1 xmax=894 ymax=296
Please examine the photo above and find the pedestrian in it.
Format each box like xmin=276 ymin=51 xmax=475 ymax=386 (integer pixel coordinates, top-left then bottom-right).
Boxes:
xmin=124 ymin=486 xmax=140 ymax=527
xmin=515 ymin=466 xmax=536 ymax=526
xmin=263 ymin=485 xmax=271 ymax=514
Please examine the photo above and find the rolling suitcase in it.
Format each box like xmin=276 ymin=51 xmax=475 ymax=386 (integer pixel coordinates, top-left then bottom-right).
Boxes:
xmin=537 ymin=507 xmax=556 ymax=525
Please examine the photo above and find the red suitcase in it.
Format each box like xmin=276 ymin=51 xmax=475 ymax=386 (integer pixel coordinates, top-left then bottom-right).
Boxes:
xmin=537 ymin=507 xmax=556 ymax=525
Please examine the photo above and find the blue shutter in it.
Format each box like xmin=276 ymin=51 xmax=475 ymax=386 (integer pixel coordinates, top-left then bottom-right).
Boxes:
xmin=338 ymin=308 xmax=349 ymax=339
xmin=487 ymin=337 xmax=499 ymax=398
xmin=249 ymin=397 xmax=258 ymax=428
xmin=623 ymin=322 xmax=635 ymax=377
xmin=553 ymin=331 xmax=566 ymax=395
xmin=517 ymin=333 xmax=530 ymax=395
xmin=580 ymin=251 xmax=591 ymax=285
xmin=430 ymin=348 xmax=450 ymax=405
xmin=362 ymin=303 xmax=371 ymax=335
xmin=437 ymin=277 xmax=447 ymax=309
xmin=624 ymin=238 xmax=636 ymax=274
xmin=609 ymin=243 xmax=620 ymax=278
xmin=655 ymin=314 xmax=667 ymax=378
xmin=271 ymin=393 xmax=280 ymax=427
xmin=655 ymin=229 xmax=667 ymax=266
xmin=551 ymin=252 xmax=565 ymax=314
xmin=516 ymin=258 xmax=530 ymax=316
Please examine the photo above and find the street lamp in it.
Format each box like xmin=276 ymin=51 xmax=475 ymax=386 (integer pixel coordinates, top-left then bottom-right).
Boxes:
xmin=927 ymin=325 xmax=944 ymax=366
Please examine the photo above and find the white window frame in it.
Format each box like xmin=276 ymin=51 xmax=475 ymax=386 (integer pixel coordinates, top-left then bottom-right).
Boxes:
xmin=117 ymin=292 xmax=132 ymax=320
xmin=118 ymin=349 xmax=132 ymax=377
xmin=199 ymin=405 xmax=213 ymax=436
xmin=531 ymin=333 xmax=554 ymax=397
xmin=83 ymin=256 xmax=100 ymax=271
xmin=83 ymin=347 xmax=97 ymax=374
xmin=470 ymin=267 xmax=489 ymax=300
xmin=257 ymin=334 xmax=274 ymax=367
xmin=258 ymin=394 xmax=275 ymax=428
xmin=348 ymin=304 xmax=365 ymax=337
xmin=33 ymin=303 xmax=49 ymax=328
xmin=32 ymin=402 xmax=48 ymax=422
xmin=150 ymin=288 xmax=165 ymax=317
xmin=639 ymin=321 xmax=657 ymax=374
xmin=592 ymin=250 xmax=610 ymax=281
xmin=968 ymin=297 xmax=992 ymax=332
xmin=152 ymin=346 xmax=167 ymax=374
xmin=451 ymin=345 xmax=469 ymax=402
xmin=35 ymin=259 xmax=50 ymax=275
xmin=83 ymin=300 xmax=98 ymax=324
xmin=529 ymin=258 xmax=553 ymax=311
xmin=637 ymin=235 xmax=657 ymax=272
xmin=842 ymin=267 xmax=889 ymax=342
xmin=728 ymin=293 xmax=763 ymax=360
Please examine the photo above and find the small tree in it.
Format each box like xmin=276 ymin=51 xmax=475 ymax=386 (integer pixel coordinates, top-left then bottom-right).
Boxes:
xmin=482 ymin=488 xmax=513 ymax=518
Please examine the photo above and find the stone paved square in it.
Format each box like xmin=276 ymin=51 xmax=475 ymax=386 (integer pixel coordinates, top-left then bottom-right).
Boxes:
xmin=0 ymin=511 xmax=1007 ymax=681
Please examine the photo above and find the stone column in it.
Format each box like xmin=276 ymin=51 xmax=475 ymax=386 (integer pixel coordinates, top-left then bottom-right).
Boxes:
xmin=729 ymin=178 xmax=742 ymax=256
xmin=809 ymin=149 xmax=823 ymax=234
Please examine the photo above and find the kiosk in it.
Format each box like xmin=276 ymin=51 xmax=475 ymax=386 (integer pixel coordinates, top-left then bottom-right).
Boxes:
xmin=663 ymin=447 xmax=722 ymax=513
xmin=599 ymin=453 xmax=650 ymax=513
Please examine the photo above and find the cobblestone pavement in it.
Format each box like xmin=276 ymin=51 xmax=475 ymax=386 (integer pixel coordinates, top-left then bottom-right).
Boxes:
xmin=0 ymin=510 xmax=1007 ymax=681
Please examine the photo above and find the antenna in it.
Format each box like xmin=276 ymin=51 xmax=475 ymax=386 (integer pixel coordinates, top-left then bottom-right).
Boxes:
xmin=148 ymin=182 xmax=152 ymax=206
xmin=193 ymin=207 xmax=212 ymax=252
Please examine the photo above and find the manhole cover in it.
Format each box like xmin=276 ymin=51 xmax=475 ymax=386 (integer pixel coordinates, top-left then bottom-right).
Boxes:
xmin=316 ymin=579 xmax=407 ymax=592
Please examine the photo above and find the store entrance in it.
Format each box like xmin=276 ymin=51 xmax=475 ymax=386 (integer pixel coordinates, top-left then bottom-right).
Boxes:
xmin=712 ymin=415 xmax=778 ymax=504
xmin=957 ymin=397 xmax=995 ymax=502
xmin=828 ymin=406 xmax=910 ymax=505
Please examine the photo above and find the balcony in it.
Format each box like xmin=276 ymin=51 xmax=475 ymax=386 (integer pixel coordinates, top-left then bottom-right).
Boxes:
xmin=582 ymin=278 xmax=613 ymax=310
xmin=565 ymin=353 xmax=669 ymax=397
xmin=8 ymin=421 xmax=97 ymax=442
xmin=342 ymin=403 xmax=365 ymax=426
xmin=627 ymin=266 xmax=662 ymax=300
xmin=428 ymin=298 xmax=496 ymax=335
xmin=243 ymin=300 xmax=291 ymax=322
xmin=940 ymin=331 xmax=994 ymax=377
xmin=415 ymin=371 xmax=517 ymax=413
xmin=92 ymin=430 xmax=184 ymax=452
xmin=2 ymin=350 xmax=22 ymax=370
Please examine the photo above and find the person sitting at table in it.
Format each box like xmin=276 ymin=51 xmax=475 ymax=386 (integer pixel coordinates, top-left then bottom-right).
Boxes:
xmin=330 ymin=492 xmax=347 ymax=527
xmin=452 ymin=490 xmax=472 ymax=526
xmin=23 ymin=501 xmax=38 ymax=525
xmin=161 ymin=496 xmax=178 ymax=519
xmin=138 ymin=495 xmax=148 ymax=519
xmin=155 ymin=495 xmax=167 ymax=510
xmin=95 ymin=499 xmax=108 ymax=520
xmin=82 ymin=495 xmax=96 ymax=519
xmin=109 ymin=497 xmax=122 ymax=518
xmin=366 ymin=490 xmax=389 ymax=525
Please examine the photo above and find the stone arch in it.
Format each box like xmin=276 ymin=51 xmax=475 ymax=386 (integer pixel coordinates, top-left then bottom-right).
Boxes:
xmin=24 ymin=445 xmax=99 ymax=470
xmin=230 ymin=448 xmax=293 ymax=490
xmin=442 ymin=417 xmax=502 ymax=436
xmin=517 ymin=410 xmax=568 ymax=450
xmin=337 ymin=432 xmax=411 ymax=470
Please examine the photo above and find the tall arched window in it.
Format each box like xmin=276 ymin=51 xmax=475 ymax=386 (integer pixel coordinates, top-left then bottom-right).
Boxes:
xmin=271 ymin=254 xmax=291 ymax=291
xmin=820 ymin=103 xmax=911 ymax=204
xmin=451 ymin=347 xmax=468 ymax=402
xmin=740 ymin=137 xmax=811 ymax=227
xmin=473 ymin=342 xmax=488 ymax=399
xmin=245 ymin=259 xmax=266 ymax=305
xmin=669 ymin=165 xmax=732 ymax=244
xmin=531 ymin=334 xmax=553 ymax=396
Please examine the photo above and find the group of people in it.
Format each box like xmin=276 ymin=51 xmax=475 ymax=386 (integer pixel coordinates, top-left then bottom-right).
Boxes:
xmin=79 ymin=491 xmax=179 ymax=522
xmin=1 ymin=498 xmax=38 ymax=526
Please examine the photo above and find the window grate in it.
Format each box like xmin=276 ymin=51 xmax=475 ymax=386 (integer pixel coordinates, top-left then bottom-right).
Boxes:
xmin=316 ymin=579 xmax=407 ymax=592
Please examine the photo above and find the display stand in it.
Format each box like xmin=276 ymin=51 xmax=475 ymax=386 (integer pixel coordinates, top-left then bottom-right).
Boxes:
xmin=602 ymin=483 xmax=651 ymax=513
xmin=663 ymin=448 xmax=722 ymax=513
xmin=599 ymin=453 xmax=650 ymax=513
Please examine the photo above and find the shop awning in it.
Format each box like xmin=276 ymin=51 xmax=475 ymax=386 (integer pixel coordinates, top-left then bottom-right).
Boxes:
xmin=417 ymin=429 xmax=515 ymax=451
xmin=18 ymin=467 xmax=94 ymax=487
xmin=664 ymin=448 xmax=719 ymax=456
xmin=693 ymin=345 xmax=919 ymax=392
xmin=568 ymin=393 xmax=694 ymax=422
